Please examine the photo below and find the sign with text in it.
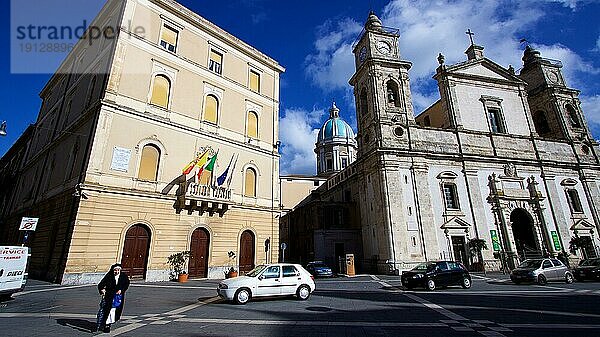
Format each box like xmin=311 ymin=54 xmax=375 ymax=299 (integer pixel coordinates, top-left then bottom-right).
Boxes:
xmin=490 ymin=230 xmax=501 ymax=252
xmin=186 ymin=183 xmax=232 ymax=201
xmin=0 ymin=246 xmax=29 ymax=294
xmin=19 ymin=217 xmax=38 ymax=231
xmin=551 ymin=231 xmax=561 ymax=251
xmin=110 ymin=147 xmax=131 ymax=172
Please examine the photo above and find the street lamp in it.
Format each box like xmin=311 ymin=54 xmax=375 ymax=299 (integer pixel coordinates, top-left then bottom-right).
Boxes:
xmin=0 ymin=121 xmax=6 ymax=136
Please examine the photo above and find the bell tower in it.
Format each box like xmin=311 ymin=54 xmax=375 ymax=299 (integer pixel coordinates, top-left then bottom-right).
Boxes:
xmin=349 ymin=11 xmax=414 ymax=157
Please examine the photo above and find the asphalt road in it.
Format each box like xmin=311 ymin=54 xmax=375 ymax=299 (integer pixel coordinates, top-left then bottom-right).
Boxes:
xmin=1 ymin=273 xmax=599 ymax=336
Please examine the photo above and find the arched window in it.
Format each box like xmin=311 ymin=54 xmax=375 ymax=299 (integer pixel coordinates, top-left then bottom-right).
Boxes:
xmin=566 ymin=104 xmax=581 ymax=128
xmin=386 ymin=81 xmax=400 ymax=107
xmin=244 ymin=167 xmax=257 ymax=197
xmin=204 ymin=95 xmax=219 ymax=124
xmin=533 ymin=110 xmax=551 ymax=135
xmin=359 ymin=88 xmax=368 ymax=117
xmin=150 ymin=75 xmax=171 ymax=109
xmin=247 ymin=111 xmax=258 ymax=138
xmin=138 ymin=144 xmax=160 ymax=181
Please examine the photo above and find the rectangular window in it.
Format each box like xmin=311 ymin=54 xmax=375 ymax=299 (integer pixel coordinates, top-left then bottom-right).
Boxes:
xmin=249 ymin=70 xmax=260 ymax=92
xmin=341 ymin=157 xmax=348 ymax=169
xmin=209 ymin=50 xmax=223 ymax=74
xmin=326 ymin=158 xmax=333 ymax=171
xmin=487 ymin=108 xmax=505 ymax=133
xmin=160 ymin=25 xmax=178 ymax=53
xmin=567 ymin=189 xmax=583 ymax=213
xmin=443 ymin=183 xmax=459 ymax=210
xmin=282 ymin=265 xmax=298 ymax=277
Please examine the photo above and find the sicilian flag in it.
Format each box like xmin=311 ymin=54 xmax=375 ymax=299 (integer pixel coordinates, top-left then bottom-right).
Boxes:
xmin=216 ymin=154 xmax=235 ymax=187
xmin=197 ymin=150 xmax=219 ymax=183
xmin=183 ymin=149 xmax=209 ymax=175
xmin=194 ymin=150 xmax=212 ymax=178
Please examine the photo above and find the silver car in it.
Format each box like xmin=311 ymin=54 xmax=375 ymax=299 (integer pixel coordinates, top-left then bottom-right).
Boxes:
xmin=510 ymin=258 xmax=574 ymax=285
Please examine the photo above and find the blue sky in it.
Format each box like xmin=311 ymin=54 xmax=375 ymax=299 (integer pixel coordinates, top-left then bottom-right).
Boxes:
xmin=1 ymin=0 xmax=599 ymax=175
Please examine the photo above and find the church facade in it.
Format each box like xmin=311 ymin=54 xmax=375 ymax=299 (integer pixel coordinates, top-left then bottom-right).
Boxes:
xmin=282 ymin=12 xmax=600 ymax=273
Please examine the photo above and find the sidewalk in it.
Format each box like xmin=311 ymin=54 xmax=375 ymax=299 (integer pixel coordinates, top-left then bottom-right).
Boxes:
xmin=471 ymin=271 xmax=512 ymax=284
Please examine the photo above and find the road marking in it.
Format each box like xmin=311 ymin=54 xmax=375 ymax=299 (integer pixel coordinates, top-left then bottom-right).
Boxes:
xmin=370 ymin=275 xmax=380 ymax=281
xmin=130 ymin=284 xmax=216 ymax=290
xmin=14 ymin=284 xmax=92 ymax=296
xmin=110 ymin=296 xmax=220 ymax=336
xmin=403 ymin=292 xmax=507 ymax=337
xmin=175 ymin=318 xmax=448 ymax=327
xmin=504 ymin=324 xmax=600 ymax=329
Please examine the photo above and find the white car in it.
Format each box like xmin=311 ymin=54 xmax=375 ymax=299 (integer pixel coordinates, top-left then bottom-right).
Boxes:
xmin=217 ymin=263 xmax=315 ymax=304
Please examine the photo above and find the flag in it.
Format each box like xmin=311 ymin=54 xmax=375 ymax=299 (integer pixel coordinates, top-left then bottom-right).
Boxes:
xmin=217 ymin=154 xmax=235 ymax=186
xmin=197 ymin=150 xmax=218 ymax=184
xmin=183 ymin=149 xmax=208 ymax=175
xmin=226 ymin=154 xmax=239 ymax=188
xmin=194 ymin=150 xmax=212 ymax=178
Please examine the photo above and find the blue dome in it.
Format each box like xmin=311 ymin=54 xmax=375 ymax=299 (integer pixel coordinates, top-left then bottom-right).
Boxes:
xmin=317 ymin=103 xmax=356 ymax=143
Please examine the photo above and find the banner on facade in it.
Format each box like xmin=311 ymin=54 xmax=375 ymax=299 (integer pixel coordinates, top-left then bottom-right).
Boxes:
xmin=490 ymin=230 xmax=500 ymax=252
xmin=551 ymin=231 xmax=561 ymax=251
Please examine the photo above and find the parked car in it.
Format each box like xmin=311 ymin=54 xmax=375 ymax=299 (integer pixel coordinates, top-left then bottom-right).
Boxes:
xmin=217 ymin=263 xmax=315 ymax=304
xmin=573 ymin=258 xmax=600 ymax=281
xmin=306 ymin=261 xmax=334 ymax=277
xmin=401 ymin=261 xmax=471 ymax=291
xmin=510 ymin=258 xmax=574 ymax=285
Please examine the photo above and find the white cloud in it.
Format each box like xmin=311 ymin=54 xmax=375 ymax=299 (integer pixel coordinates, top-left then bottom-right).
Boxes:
xmin=581 ymin=95 xmax=600 ymax=127
xmin=279 ymin=107 xmax=323 ymax=175
xmin=304 ymin=18 xmax=362 ymax=92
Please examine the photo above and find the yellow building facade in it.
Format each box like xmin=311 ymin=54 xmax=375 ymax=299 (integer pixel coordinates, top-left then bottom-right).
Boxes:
xmin=0 ymin=0 xmax=284 ymax=284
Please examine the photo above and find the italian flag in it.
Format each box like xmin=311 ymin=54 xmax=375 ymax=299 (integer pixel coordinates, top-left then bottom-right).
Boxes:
xmin=197 ymin=151 xmax=219 ymax=183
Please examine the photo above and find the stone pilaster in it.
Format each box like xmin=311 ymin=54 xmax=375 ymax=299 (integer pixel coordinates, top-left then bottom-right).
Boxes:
xmin=411 ymin=162 xmax=440 ymax=260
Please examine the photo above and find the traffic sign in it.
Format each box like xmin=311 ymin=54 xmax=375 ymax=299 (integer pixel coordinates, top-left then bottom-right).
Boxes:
xmin=280 ymin=242 xmax=287 ymax=250
xmin=19 ymin=217 xmax=39 ymax=231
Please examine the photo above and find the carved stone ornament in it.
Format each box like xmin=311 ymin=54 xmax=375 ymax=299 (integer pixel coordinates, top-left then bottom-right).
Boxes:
xmin=503 ymin=163 xmax=517 ymax=177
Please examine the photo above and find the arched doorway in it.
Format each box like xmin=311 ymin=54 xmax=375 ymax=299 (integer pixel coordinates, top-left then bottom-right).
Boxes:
xmin=121 ymin=224 xmax=151 ymax=279
xmin=188 ymin=228 xmax=210 ymax=278
xmin=510 ymin=209 xmax=539 ymax=258
xmin=239 ymin=230 xmax=255 ymax=274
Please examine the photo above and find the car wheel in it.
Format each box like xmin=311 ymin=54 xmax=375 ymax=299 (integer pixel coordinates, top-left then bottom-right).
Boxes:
xmin=461 ymin=277 xmax=472 ymax=289
xmin=565 ymin=272 xmax=574 ymax=284
xmin=234 ymin=288 xmax=251 ymax=305
xmin=297 ymin=285 xmax=311 ymax=300
xmin=537 ymin=275 xmax=547 ymax=286
xmin=426 ymin=279 xmax=436 ymax=291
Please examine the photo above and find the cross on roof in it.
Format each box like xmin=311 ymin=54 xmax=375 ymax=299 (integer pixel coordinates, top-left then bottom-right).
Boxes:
xmin=466 ymin=29 xmax=475 ymax=46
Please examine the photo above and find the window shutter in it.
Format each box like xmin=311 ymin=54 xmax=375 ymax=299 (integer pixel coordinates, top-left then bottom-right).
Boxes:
xmin=139 ymin=145 xmax=160 ymax=181
xmin=247 ymin=111 xmax=258 ymax=138
xmin=245 ymin=168 xmax=256 ymax=197
xmin=161 ymin=26 xmax=178 ymax=46
xmin=250 ymin=71 xmax=260 ymax=92
xmin=204 ymin=95 xmax=218 ymax=124
xmin=210 ymin=50 xmax=222 ymax=64
xmin=150 ymin=75 xmax=170 ymax=108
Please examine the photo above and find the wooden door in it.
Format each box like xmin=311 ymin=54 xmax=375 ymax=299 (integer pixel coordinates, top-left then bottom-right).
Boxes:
xmin=188 ymin=228 xmax=210 ymax=278
xmin=239 ymin=231 xmax=255 ymax=274
xmin=121 ymin=225 xmax=150 ymax=279
xmin=451 ymin=236 xmax=468 ymax=267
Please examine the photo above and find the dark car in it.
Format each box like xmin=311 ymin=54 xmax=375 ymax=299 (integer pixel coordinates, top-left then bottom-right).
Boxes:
xmin=401 ymin=261 xmax=471 ymax=291
xmin=573 ymin=258 xmax=600 ymax=281
xmin=306 ymin=261 xmax=334 ymax=277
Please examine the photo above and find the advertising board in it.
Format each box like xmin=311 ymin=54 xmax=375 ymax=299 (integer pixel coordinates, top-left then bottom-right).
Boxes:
xmin=0 ymin=246 xmax=29 ymax=295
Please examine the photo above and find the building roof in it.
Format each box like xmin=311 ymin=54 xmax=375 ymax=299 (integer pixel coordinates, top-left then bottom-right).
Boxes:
xmin=317 ymin=102 xmax=356 ymax=143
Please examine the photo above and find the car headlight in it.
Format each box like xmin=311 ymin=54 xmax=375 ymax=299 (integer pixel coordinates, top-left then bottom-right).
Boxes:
xmin=218 ymin=283 xmax=228 ymax=289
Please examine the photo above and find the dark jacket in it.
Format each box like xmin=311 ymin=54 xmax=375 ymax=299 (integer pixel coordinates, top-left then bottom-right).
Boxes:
xmin=97 ymin=268 xmax=130 ymax=323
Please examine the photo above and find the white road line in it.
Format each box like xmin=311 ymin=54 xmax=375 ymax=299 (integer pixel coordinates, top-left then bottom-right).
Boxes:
xmin=14 ymin=284 xmax=92 ymax=296
xmin=130 ymin=284 xmax=216 ymax=290
xmin=370 ymin=275 xmax=380 ymax=281
xmin=504 ymin=324 xmax=600 ymax=329
xmin=175 ymin=318 xmax=448 ymax=327
xmin=403 ymin=293 xmax=506 ymax=337
xmin=0 ymin=312 xmax=131 ymax=319
xmin=110 ymin=296 xmax=220 ymax=336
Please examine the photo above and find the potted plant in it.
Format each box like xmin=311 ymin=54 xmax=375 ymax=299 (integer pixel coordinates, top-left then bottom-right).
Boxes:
xmin=225 ymin=251 xmax=238 ymax=279
xmin=468 ymin=238 xmax=488 ymax=275
xmin=167 ymin=251 xmax=190 ymax=282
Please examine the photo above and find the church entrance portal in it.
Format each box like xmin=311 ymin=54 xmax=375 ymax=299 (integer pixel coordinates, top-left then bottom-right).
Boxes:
xmin=188 ymin=228 xmax=210 ymax=278
xmin=121 ymin=224 xmax=151 ymax=279
xmin=451 ymin=236 xmax=468 ymax=267
xmin=510 ymin=209 xmax=540 ymax=259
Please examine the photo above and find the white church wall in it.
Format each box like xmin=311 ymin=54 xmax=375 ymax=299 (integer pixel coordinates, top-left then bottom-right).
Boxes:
xmin=553 ymin=174 xmax=595 ymax=234
xmin=453 ymin=82 xmax=530 ymax=136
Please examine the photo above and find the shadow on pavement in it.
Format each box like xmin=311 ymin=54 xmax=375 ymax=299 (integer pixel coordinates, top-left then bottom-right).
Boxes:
xmin=56 ymin=318 xmax=97 ymax=333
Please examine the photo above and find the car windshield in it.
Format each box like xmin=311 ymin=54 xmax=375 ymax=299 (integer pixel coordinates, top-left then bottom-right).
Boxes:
xmin=310 ymin=263 xmax=328 ymax=268
xmin=412 ymin=262 xmax=436 ymax=271
xmin=518 ymin=260 xmax=542 ymax=268
xmin=246 ymin=265 xmax=266 ymax=277
xmin=580 ymin=258 xmax=600 ymax=267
